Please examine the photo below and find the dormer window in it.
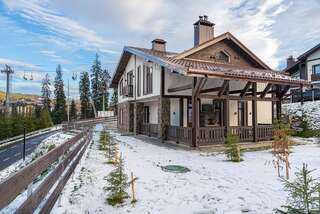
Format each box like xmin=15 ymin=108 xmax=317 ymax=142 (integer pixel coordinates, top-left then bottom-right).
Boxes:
xmin=210 ymin=51 xmax=230 ymax=63
xmin=216 ymin=51 xmax=230 ymax=62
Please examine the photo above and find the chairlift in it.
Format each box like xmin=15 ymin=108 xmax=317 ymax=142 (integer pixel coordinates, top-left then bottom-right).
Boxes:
xmin=23 ymin=71 xmax=28 ymax=80
xmin=72 ymin=72 xmax=77 ymax=80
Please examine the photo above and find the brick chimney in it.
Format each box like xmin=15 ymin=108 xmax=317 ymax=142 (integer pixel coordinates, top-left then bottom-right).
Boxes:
xmin=194 ymin=15 xmax=215 ymax=46
xmin=151 ymin=39 xmax=166 ymax=52
xmin=286 ymin=55 xmax=295 ymax=68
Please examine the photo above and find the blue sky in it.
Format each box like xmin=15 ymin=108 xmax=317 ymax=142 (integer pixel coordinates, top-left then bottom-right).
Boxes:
xmin=0 ymin=0 xmax=319 ymax=99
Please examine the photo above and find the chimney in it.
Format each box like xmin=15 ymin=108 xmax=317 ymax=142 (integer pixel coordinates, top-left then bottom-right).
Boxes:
xmin=151 ymin=39 xmax=166 ymax=52
xmin=194 ymin=15 xmax=215 ymax=46
xmin=286 ymin=56 xmax=295 ymax=68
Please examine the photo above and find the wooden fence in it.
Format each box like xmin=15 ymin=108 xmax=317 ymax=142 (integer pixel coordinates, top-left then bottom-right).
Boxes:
xmin=0 ymin=130 xmax=92 ymax=213
xmin=197 ymin=127 xmax=225 ymax=145
xmin=166 ymin=126 xmax=192 ymax=146
xmin=139 ymin=123 xmax=159 ymax=137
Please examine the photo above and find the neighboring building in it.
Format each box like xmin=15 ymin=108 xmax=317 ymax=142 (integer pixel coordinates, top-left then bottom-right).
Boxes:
xmin=110 ymin=15 xmax=308 ymax=147
xmin=284 ymin=44 xmax=320 ymax=102
xmin=0 ymin=99 xmax=43 ymax=114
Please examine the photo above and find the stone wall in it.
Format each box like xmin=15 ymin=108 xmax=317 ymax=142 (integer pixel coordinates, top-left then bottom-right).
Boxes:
xmin=158 ymin=97 xmax=170 ymax=139
xmin=134 ymin=102 xmax=144 ymax=134
xmin=117 ymin=102 xmax=131 ymax=133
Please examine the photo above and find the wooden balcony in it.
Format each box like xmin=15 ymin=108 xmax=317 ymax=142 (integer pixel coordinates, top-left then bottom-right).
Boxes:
xmin=123 ymin=84 xmax=133 ymax=97
xmin=311 ymin=73 xmax=320 ymax=82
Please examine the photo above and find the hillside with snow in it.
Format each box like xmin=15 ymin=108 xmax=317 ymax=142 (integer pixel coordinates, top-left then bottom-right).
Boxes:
xmin=283 ymin=101 xmax=320 ymax=129
xmin=52 ymin=125 xmax=320 ymax=214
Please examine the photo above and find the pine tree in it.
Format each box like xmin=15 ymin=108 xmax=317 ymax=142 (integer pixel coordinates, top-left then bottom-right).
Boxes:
xmin=91 ymin=53 xmax=103 ymax=111
xmin=101 ymin=69 xmax=111 ymax=110
xmin=41 ymin=73 xmax=51 ymax=110
xmin=70 ymin=99 xmax=77 ymax=120
xmin=104 ymin=155 xmax=129 ymax=206
xmin=110 ymin=89 xmax=118 ymax=115
xmin=107 ymin=138 xmax=119 ymax=164
xmin=79 ymin=71 xmax=92 ymax=119
xmin=38 ymin=108 xmax=53 ymax=129
xmin=225 ymin=134 xmax=242 ymax=162
xmin=99 ymin=129 xmax=110 ymax=151
xmin=52 ymin=65 xmax=67 ymax=124
xmin=276 ymin=164 xmax=320 ymax=213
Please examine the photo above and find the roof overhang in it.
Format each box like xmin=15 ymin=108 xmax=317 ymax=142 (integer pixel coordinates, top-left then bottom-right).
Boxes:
xmin=110 ymin=47 xmax=186 ymax=88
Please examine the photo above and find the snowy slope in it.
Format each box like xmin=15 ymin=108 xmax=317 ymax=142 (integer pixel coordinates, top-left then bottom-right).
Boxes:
xmin=283 ymin=101 xmax=320 ymax=129
xmin=52 ymin=126 xmax=320 ymax=214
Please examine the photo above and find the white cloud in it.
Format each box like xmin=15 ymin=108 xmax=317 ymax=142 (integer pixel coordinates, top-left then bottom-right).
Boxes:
xmin=40 ymin=50 xmax=72 ymax=65
xmin=2 ymin=0 xmax=119 ymax=54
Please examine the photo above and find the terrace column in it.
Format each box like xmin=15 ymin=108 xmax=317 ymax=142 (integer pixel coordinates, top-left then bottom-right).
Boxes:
xmin=191 ymin=77 xmax=199 ymax=147
xmin=252 ymin=82 xmax=258 ymax=142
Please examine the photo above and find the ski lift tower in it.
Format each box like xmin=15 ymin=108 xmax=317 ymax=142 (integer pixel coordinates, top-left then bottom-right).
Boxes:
xmin=1 ymin=65 xmax=14 ymax=114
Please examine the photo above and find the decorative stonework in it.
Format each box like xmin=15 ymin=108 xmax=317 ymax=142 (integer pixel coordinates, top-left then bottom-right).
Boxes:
xmin=134 ymin=102 xmax=144 ymax=134
xmin=158 ymin=97 xmax=170 ymax=140
xmin=117 ymin=102 xmax=131 ymax=133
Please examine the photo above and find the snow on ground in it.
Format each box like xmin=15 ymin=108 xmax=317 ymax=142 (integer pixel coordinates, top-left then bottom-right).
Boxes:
xmin=0 ymin=132 xmax=74 ymax=182
xmin=283 ymin=101 xmax=320 ymax=129
xmin=52 ymin=126 xmax=320 ymax=214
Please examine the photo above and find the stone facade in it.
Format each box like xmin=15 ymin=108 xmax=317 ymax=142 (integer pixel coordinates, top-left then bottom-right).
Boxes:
xmin=158 ymin=97 xmax=170 ymax=140
xmin=117 ymin=102 xmax=131 ymax=133
xmin=134 ymin=102 xmax=144 ymax=134
xmin=186 ymin=40 xmax=262 ymax=69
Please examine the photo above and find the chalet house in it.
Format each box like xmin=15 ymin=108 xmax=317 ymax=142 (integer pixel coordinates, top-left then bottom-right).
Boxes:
xmin=284 ymin=43 xmax=320 ymax=102
xmin=110 ymin=16 xmax=308 ymax=147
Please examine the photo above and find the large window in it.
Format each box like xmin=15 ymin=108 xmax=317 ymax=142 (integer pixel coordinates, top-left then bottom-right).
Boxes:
xmin=127 ymin=70 xmax=133 ymax=96
xmin=143 ymin=64 xmax=153 ymax=95
xmin=119 ymin=79 xmax=123 ymax=96
xmin=143 ymin=106 xmax=150 ymax=123
xmin=313 ymin=64 xmax=320 ymax=75
xmin=200 ymin=100 xmax=222 ymax=127
xmin=137 ymin=66 xmax=141 ymax=97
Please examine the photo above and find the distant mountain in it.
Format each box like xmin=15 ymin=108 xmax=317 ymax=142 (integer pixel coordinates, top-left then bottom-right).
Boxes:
xmin=0 ymin=91 xmax=41 ymax=103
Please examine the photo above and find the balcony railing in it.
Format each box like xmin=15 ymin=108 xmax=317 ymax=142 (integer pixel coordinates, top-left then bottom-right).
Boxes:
xmin=311 ymin=73 xmax=320 ymax=82
xmin=123 ymin=85 xmax=133 ymax=97
xmin=139 ymin=123 xmax=159 ymax=137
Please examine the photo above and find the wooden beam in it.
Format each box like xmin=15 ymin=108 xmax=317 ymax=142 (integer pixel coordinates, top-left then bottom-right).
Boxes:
xmin=199 ymin=94 xmax=279 ymax=102
xmin=260 ymin=83 xmax=273 ymax=98
xmin=278 ymin=85 xmax=291 ymax=99
xmin=191 ymin=77 xmax=198 ymax=147
xmin=240 ymin=82 xmax=252 ymax=97
xmin=168 ymin=84 xmax=192 ymax=93
xmin=218 ymin=80 xmax=229 ymax=97
xmin=200 ymin=86 xmax=221 ymax=94
xmin=228 ymin=89 xmax=251 ymax=95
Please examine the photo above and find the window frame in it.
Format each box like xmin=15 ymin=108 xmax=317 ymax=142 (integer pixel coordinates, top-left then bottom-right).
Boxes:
xmin=143 ymin=64 xmax=153 ymax=95
xmin=119 ymin=78 xmax=123 ymax=96
xmin=313 ymin=64 xmax=320 ymax=75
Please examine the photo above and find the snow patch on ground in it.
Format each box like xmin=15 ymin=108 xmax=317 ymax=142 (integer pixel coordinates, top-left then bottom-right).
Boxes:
xmin=52 ymin=127 xmax=320 ymax=214
xmin=0 ymin=132 xmax=74 ymax=182
xmin=283 ymin=101 xmax=320 ymax=129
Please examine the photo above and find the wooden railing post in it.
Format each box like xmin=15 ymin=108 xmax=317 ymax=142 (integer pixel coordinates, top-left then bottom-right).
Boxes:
xmin=252 ymin=82 xmax=258 ymax=142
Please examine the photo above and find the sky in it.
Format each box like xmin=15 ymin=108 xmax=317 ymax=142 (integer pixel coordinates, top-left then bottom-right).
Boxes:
xmin=0 ymin=0 xmax=319 ymax=99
